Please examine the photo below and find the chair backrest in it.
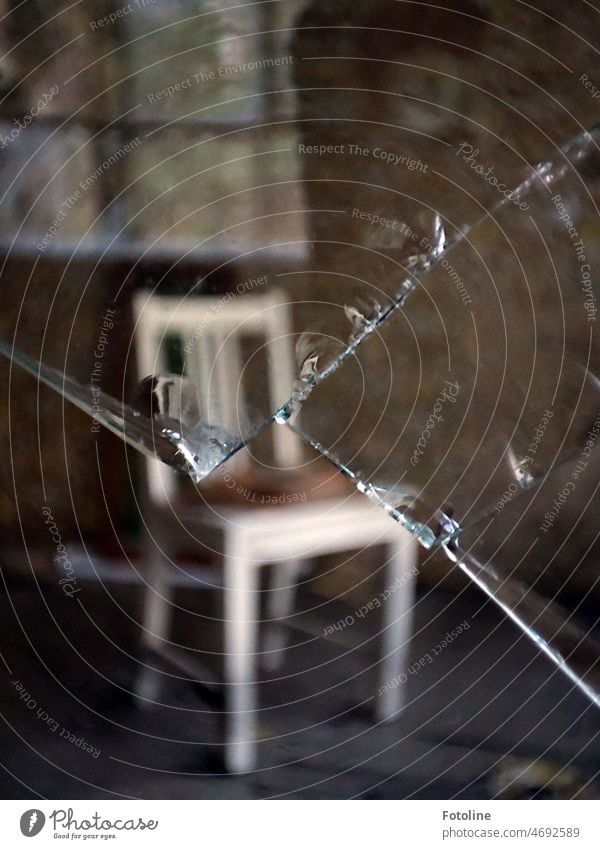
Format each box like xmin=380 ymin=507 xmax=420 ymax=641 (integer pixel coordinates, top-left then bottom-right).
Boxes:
xmin=132 ymin=287 xmax=302 ymax=503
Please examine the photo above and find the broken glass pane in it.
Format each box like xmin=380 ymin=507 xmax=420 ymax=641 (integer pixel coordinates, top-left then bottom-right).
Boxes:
xmin=281 ymin=126 xmax=600 ymax=704
xmin=1 ymin=113 xmax=565 ymax=483
xmin=2 ymin=0 xmax=600 ymax=713
xmin=442 ymin=444 xmax=600 ymax=705
xmin=0 ymin=139 xmax=511 ymax=479
xmin=288 ymin=127 xmax=600 ymax=545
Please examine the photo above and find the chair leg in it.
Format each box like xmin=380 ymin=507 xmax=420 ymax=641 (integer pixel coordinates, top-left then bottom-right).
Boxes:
xmin=262 ymin=558 xmax=307 ymax=672
xmin=223 ymin=535 xmax=260 ymax=773
xmin=134 ymin=539 xmax=174 ymax=706
xmin=375 ymin=532 xmax=418 ymax=722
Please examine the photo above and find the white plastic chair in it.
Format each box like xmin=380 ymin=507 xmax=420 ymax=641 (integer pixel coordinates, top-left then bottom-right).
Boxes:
xmin=132 ymin=287 xmax=418 ymax=773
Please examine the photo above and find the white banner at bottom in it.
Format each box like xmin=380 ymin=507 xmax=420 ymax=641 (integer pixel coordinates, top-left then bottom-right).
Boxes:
xmin=0 ymin=799 xmax=597 ymax=848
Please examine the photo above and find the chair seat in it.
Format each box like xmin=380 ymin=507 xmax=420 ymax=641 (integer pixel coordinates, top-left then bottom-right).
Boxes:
xmin=177 ymin=457 xmax=356 ymax=509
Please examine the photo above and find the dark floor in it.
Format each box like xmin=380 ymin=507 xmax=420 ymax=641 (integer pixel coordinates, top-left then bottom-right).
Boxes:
xmin=0 ymin=568 xmax=599 ymax=799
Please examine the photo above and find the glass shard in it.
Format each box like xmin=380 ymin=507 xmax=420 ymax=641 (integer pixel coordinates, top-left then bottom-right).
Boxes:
xmin=290 ymin=127 xmax=600 ymax=544
xmin=2 ymin=0 xmax=600 ymax=716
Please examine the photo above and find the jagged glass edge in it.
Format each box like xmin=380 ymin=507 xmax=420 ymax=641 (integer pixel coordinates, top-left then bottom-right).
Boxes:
xmin=282 ymin=126 xmax=600 ymax=539
xmin=2 ymin=128 xmax=597 ymax=487
xmin=288 ymin=425 xmax=600 ymax=705
xmin=1 ymin=128 xmax=599 ymax=704
xmin=0 ymin=338 xmax=262 ymax=477
xmin=281 ymin=126 xmax=600 ymax=705
xmin=444 ymin=529 xmax=600 ymax=707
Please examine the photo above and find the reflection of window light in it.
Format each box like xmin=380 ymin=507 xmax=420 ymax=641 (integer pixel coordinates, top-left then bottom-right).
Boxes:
xmin=0 ymin=2 xmax=305 ymax=261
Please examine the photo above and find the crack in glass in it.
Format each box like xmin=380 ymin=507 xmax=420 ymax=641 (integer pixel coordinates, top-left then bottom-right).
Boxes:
xmin=1 ymin=0 xmax=600 ymax=710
